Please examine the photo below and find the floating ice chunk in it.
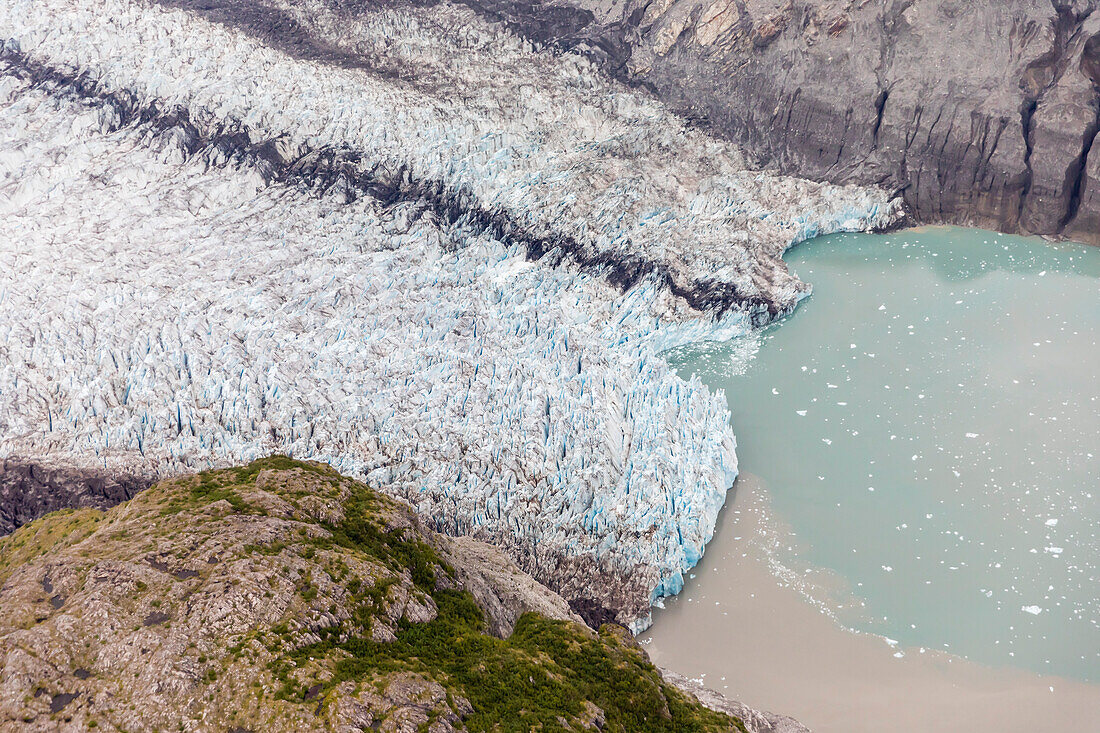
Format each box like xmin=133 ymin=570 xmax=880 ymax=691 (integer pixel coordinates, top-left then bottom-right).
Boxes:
xmin=1022 ymin=605 xmax=1043 ymax=615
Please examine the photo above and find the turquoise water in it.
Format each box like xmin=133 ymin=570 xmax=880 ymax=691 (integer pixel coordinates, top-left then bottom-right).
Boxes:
xmin=667 ymin=227 xmax=1100 ymax=681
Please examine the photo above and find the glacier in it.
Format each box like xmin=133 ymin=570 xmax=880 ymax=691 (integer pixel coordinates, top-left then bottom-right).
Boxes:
xmin=0 ymin=0 xmax=899 ymax=629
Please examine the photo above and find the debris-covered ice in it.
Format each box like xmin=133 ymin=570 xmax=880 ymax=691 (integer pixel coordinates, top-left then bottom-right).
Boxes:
xmin=0 ymin=0 xmax=898 ymax=628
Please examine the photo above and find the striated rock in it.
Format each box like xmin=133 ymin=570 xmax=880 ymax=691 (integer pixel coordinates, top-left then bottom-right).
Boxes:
xmin=454 ymin=0 xmax=1100 ymax=244
xmin=445 ymin=535 xmax=580 ymax=637
xmin=0 ymin=458 xmax=773 ymax=731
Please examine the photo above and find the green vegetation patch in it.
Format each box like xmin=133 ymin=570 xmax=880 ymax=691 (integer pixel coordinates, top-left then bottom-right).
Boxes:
xmin=230 ymin=455 xmax=335 ymax=485
xmin=286 ymin=589 xmax=741 ymax=732
xmin=0 ymin=457 xmax=743 ymax=731
xmin=156 ymin=456 xmax=334 ymax=517
xmin=318 ymin=482 xmax=449 ymax=590
xmin=233 ymin=457 xmax=740 ymax=730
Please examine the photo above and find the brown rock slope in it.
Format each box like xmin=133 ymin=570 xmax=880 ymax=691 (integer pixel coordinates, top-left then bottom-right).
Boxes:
xmin=0 ymin=457 xmax=758 ymax=732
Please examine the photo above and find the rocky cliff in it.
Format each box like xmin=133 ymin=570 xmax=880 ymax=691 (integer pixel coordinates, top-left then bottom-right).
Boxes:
xmin=0 ymin=457 xmax=782 ymax=731
xmin=453 ymin=0 xmax=1100 ymax=244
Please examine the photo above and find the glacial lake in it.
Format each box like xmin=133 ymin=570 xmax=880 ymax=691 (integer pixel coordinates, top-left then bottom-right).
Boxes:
xmin=658 ymin=227 xmax=1100 ymax=683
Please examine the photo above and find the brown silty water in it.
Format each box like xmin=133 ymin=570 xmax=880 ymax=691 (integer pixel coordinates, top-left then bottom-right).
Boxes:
xmin=641 ymin=474 xmax=1100 ymax=733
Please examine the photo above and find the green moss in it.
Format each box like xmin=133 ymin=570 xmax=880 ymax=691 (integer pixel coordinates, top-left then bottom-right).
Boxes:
xmin=0 ymin=458 xmax=742 ymax=731
xmin=241 ymin=541 xmax=290 ymax=557
xmin=187 ymin=460 xmax=735 ymax=730
xmin=317 ymin=483 xmax=450 ymax=591
xmin=158 ymin=456 xmax=330 ymax=517
xmin=156 ymin=480 xmax=253 ymax=517
xmin=417 ymin=708 xmax=441 ymax=733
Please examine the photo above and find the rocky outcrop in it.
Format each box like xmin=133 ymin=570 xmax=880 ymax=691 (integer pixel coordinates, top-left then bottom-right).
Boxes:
xmin=451 ymin=0 xmax=1100 ymax=244
xmin=661 ymin=669 xmax=810 ymax=733
xmin=0 ymin=458 xmax=773 ymax=731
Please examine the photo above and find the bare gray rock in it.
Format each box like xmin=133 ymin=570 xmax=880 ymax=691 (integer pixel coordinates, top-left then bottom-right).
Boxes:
xmin=0 ymin=461 xmax=503 ymax=730
xmin=661 ymin=668 xmax=811 ymax=733
xmin=445 ymin=535 xmax=583 ymax=636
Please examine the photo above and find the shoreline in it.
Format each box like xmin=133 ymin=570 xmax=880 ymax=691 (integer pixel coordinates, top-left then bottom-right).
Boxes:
xmin=640 ymin=473 xmax=1100 ymax=733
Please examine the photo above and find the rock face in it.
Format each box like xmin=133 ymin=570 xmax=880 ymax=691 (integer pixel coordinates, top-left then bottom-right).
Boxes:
xmin=455 ymin=0 xmax=1100 ymax=244
xmin=0 ymin=458 xmax=769 ymax=731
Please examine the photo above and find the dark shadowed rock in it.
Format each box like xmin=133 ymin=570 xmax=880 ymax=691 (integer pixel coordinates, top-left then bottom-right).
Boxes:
xmin=0 ymin=458 xmax=153 ymax=535
xmin=568 ymin=596 xmax=620 ymax=629
xmin=48 ymin=692 xmax=78 ymax=714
